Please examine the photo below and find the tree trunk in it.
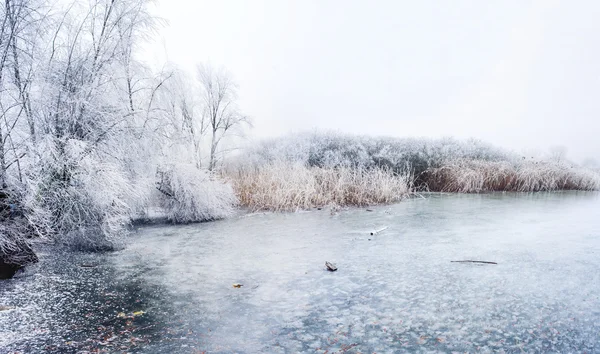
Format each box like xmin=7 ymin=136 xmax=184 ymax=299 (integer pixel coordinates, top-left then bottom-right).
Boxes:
xmin=0 ymin=125 xmax=6 ymax=188
xmin=209 ymin=129 xmax=217 ymax=171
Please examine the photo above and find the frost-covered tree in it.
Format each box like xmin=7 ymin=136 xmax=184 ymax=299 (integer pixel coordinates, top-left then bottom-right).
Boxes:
xmin=18 ymin=0 xmax=163 ymax=249
xmin=0 ymin=0 xmax=241 ymax=276
xmin=0 ymin=0 xmax=49 ymax=276
xmin=150 ymin=67 xmax=205 ymax=168
xmin=0 ymin=0 xmax=44 ymax=187
xmin=197 ymin=63 xmax=251 ymax=171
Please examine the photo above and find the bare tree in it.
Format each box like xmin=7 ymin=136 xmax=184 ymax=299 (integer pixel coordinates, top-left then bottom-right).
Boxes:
xmin=197 ymin=64 xmax=250 ymax=171
xmin=0 ymin=0 xmax=46 ymax=187
xmin=25 ymin=0 xmax=163 ymax=248
xmin=152 ymin=68 xmax=206 ymax=168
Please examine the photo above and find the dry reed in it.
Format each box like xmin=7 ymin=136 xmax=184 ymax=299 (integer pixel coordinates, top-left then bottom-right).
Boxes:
xmin=226 ymin=162 xmax=411 ymax=211
xmin=424 ymin=159 xmax=600 ymax=193
xmin=224 ymin=158 xmax=600 ymax=212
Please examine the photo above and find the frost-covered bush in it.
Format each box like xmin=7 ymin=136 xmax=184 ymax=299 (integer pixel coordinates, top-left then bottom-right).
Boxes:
xmin=241 ymin=131 xmax=512 ymax=177
xmin=0 ymin=189 xmax=39 ymax=277
xmin=156 ymin=164 xmax=237 ymax=223
xmin=0 ymin=221 xmax=38 ymax=278
xmin=25 ymin=138 xmax=136 ymax=251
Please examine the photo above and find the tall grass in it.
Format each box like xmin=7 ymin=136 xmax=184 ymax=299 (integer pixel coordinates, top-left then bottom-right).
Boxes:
xmin=227 ymin=162 xmax=410 ymax=211
xmin=424 ymin=159 xmax=600 ymax=192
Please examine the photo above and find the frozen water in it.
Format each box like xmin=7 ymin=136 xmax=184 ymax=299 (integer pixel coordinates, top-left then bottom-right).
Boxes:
xmin=1 ymin=192 xmax=600 ymax=353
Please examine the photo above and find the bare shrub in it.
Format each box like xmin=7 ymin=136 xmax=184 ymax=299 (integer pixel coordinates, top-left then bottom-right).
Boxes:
xmin=227 ymin=162 xmax=410 ymax=211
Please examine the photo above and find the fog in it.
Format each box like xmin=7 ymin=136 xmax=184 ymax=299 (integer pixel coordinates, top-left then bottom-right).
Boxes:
xmin=145 ymin=0 xmax=600 ymax=163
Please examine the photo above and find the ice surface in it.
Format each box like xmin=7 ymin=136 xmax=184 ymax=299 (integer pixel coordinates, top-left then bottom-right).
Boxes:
xmin=1 ymin=192 xmax=599 ymax=353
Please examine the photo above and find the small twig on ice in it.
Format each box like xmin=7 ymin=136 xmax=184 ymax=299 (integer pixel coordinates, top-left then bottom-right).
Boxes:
xmin=370 ymin=226 xmax=388 ymax=236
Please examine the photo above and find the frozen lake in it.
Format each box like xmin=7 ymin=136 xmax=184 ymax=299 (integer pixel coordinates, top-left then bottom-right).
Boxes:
xmin=1 ymin=192 xmax=600 ymax=353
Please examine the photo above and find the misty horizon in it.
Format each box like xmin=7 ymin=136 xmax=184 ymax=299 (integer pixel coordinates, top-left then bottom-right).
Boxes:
xmin=144 ymin=0 xmax=600 ymax=163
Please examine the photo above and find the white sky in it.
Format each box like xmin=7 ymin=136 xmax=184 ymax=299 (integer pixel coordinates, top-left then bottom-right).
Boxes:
xmin=144 ymin=0 xmax=600 ymax=162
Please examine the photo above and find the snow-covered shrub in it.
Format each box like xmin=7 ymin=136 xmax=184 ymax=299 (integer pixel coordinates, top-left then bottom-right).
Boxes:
xmin=156 ymin=164 xmax=237 ymax=223
xmin=0 ymin=220 xmax=38 ymax=278
xmin=243 ymin=131 xmax=512 ymax=177
xmin=0 ymin=189 xmax=39 ymax=277
xmin=25 ymin=138 xmax=136 ymax=251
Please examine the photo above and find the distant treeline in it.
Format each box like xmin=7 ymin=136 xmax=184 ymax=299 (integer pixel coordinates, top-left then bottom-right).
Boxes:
xmin=225 ymin=132 xmax=600 ymax=211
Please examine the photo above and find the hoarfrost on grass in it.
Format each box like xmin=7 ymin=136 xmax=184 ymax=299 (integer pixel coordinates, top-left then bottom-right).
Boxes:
xmin=228 ymin=161 xmax=410 ymax=211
